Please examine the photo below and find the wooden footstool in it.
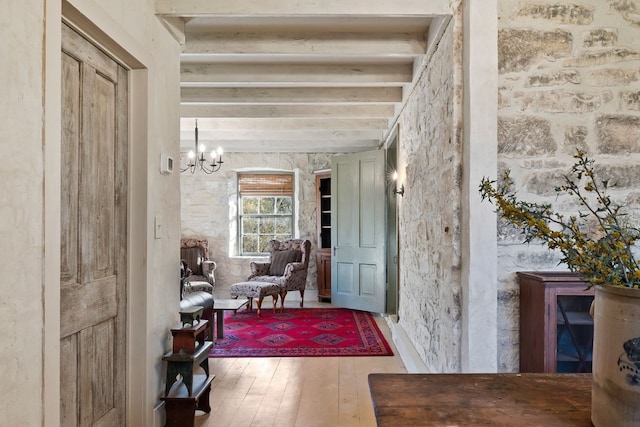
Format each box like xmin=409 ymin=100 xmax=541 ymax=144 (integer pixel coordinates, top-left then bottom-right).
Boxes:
xmin=229 ymin=281 xmax=280 ymax=317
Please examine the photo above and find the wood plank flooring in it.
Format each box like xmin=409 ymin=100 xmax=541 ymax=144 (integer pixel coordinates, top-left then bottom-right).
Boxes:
xmin=194 ymin=298 xmax=406 ymax=427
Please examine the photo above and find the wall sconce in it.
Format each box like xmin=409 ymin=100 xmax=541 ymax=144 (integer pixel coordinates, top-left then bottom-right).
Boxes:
xmin=392 ymin=171 xmax=404 ymax=197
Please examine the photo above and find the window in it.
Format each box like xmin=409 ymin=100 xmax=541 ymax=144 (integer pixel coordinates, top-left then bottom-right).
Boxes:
xmin=238 ymin=173 xmax=294 ymax=255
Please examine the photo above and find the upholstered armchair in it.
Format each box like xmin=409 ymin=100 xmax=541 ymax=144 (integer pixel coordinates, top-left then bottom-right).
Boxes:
xmin=247 ymin=238 xmax=311 ymax=310
xmin=180 ymin=237 xmax=216 ymax=295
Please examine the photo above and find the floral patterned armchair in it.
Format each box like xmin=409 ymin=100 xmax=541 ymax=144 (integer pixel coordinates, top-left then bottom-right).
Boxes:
xmin=180 ymin=237 xmax=216 ymax=295
xmin=247 ymin=239 xmax=311 ymax=310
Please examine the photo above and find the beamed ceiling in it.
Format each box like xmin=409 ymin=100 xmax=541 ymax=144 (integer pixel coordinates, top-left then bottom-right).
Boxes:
xmin=156 ymin=1 xmax=450 ymax=154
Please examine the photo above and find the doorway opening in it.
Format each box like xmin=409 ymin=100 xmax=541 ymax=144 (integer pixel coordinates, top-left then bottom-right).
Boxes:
xmin=386 ymin=128 xmax=399 ymax=317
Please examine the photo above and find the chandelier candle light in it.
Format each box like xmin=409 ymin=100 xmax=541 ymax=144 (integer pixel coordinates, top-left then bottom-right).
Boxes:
xmin=181 ymin=119 xmax=224 ymax=174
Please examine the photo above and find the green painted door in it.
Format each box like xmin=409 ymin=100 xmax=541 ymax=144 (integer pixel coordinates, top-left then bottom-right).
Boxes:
xmin=331 ymin=150 xmax=386 ymax=312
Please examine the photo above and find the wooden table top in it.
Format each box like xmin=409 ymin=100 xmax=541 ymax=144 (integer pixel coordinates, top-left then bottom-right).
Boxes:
xmin=368 ymin=373 xmax=592 ymax=427
xmin=213 ymin=298 xmax=249 ymax=311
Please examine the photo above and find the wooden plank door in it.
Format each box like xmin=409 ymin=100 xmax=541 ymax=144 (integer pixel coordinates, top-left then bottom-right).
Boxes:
xmin=60 ymin=22 xmax=128 ymax=427
xmin=331 ymin=150 xmax=386 ymax=313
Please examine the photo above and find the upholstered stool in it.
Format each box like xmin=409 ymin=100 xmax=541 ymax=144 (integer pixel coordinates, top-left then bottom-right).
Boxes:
xmin=229 ymin=281 xmax=279 ymax=317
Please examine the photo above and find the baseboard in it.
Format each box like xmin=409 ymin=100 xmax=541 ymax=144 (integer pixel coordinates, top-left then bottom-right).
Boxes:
xmin=153 ymin=401 xmax=164 ymax=427
xmin=289 ymin=288 xmax=317 ymax=302
xmin=385 ymin=318 xmax=429 ymax=373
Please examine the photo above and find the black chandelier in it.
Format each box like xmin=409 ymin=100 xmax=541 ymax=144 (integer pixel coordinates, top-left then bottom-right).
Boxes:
xmin=180 ymin=119 xmax=224 ymax=174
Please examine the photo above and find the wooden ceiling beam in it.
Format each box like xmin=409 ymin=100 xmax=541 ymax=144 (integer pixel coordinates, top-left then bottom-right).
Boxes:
xmin=180 ymin=87 xmax=402 ymax=103
xmin=180 ymin=117 xmax=390 ymax=130
xmin=180 ymin=139 xmax=381 ymax=153
xmin=183 ymin=31 xmax=426 ymax=56
xmin=156 ymin=0 xmax=451 ymax=16
xmin=180 ymin=62 xmax=413 ymax=84
xmin=182 ymin=128 xmax=384 ymax=141
xmin=180 ymin=104 xmax=396 ymax=118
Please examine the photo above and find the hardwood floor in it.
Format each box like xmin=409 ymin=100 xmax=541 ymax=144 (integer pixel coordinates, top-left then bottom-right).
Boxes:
xmin=195 ymin=297 xmax=406 ymax=427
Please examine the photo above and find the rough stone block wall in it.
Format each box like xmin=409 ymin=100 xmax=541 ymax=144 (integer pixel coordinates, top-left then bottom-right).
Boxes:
xmin=180 ymin=152 xmax=335 ymax=293
xmin=498 ymin=0 xmax=640 ymax=371
xmin=397 ymin=21 xmax=462 ymax=372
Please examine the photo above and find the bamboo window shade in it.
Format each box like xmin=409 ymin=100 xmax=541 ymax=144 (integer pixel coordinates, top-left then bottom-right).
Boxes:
xmin=238 ymin=173 xmax=294 ymax=196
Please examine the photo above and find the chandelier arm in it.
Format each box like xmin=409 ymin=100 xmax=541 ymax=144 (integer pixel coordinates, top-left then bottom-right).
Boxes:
xmin=179 ymin=119 xmax=224 ymax=174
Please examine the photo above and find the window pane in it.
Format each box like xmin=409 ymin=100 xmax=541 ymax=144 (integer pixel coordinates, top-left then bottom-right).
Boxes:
xmin=275 ymin=234 xmax=291 ymax=242
xmin=259 ymin=197 xmax=275 ymax=214
xmin=276 ymin=197 xmax=292 ymax=214
xmin=243 ymin=197 xmax=259 ymax=214
xmin=242 ymin=217 xmax=258 ymax=234
xmin=260 ymin=217 xmax=275 ymax=234
xmin=259 ymin=235 xmax=273 ymax=253
xmin=275 ymin=217 xmax=292 ymax=234
xmin=242 ymin=235 xmax=258 ymax=253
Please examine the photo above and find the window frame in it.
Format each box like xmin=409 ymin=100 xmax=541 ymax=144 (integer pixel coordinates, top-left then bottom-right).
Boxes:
xmin=237 ymin=172 xmax=295 ymax=256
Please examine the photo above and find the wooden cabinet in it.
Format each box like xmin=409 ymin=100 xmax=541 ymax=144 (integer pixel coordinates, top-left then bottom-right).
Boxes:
xmin=517 ymin=271 xmax=594 ymax=373
xmin=315 ymin=170 xmax=331 ymax=302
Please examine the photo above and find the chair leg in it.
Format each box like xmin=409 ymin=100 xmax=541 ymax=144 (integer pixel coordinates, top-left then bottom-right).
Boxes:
xmin=256 ymin=296 xmax=264 ymax=317
xmin=299 ymin=290 xmax=304 ymax=307
xmin=280 ymin=290 xmax=288 ymax=313
xmin=272 ymin=293 xmax=278 ymax=313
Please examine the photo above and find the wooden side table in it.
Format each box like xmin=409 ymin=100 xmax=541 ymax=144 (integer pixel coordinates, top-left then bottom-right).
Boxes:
xmin=212 ymin=298 xmax=249 ymax=339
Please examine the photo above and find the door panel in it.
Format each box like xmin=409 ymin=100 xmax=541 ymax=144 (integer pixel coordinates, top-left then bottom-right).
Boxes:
xmin=60 ymin=22 xmax=128 ymax=427
xmin=60 ymin=335 xmax=78 ymax=427
xmin=331 ymin=150 xmax=386 ymax=312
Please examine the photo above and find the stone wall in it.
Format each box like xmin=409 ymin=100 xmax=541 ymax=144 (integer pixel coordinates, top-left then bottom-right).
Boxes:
xmin=397 ymin=20 xmax=462 ymax=372
xmin=498 ymin=0 xmax=640 ymax=371
xmin=181 ymin=152 xmax=335 ymax=293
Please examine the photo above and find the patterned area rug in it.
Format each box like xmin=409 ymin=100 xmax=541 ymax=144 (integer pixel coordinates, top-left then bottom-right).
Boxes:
xmin=209 ymin=308 xmax=394 ymax=357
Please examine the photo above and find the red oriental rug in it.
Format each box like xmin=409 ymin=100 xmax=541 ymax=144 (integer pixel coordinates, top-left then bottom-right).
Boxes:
xmin=209 ymin=308 xmax=394 ymax=358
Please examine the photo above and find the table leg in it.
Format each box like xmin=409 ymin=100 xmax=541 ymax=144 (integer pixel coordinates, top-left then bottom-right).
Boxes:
xmin=215 ymin=309 xmax=224 ymax=339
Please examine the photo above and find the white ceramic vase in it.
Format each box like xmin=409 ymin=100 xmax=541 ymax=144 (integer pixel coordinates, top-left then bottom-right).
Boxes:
xmin=591 ymin=285 xmax=640 ymax=426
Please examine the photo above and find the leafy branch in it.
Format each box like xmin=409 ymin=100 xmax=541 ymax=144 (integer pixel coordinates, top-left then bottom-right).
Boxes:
xmin=479 ymin=150 xmax=640 ymax=289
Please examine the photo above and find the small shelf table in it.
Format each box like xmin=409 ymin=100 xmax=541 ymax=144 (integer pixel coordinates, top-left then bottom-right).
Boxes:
xmin=162 ymin=319 xmax=215 ymax=427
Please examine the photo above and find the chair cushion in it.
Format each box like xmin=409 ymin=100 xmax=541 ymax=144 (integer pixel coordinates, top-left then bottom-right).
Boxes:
xmin=230 ymin=281 xmax=281 ymax=299
xmin=181 ymin=246 xmax=203 ymax=275
xmin=269 ymin=249 xmax=301 ymax=276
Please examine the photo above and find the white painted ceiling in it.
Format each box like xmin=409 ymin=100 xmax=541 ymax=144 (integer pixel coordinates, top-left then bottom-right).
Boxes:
xmin=156 ymin=2 xmax=446 ymax=154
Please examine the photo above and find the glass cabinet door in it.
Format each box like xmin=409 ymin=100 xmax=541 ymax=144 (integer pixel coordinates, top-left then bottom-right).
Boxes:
xmin=556 ymin=294 xmax=594 ymax=373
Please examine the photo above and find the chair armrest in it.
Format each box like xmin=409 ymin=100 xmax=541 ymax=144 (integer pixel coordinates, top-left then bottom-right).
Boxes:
xmin=185 ymin=281 xmax=214 ymax=295
xmin=248 ymin=261 xmax=271 ymax=279
xmin=197 ymin=261 xmax=215 ymax=286
xmin=284 ymin=261 xmax=305 ymax=276
xmin=203 ymin=260 xmax=217 ymax=273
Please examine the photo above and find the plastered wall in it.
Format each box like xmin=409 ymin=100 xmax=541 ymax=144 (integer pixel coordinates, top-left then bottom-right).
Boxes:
xmin=1 ymin=0 xmax=183 ymax=424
